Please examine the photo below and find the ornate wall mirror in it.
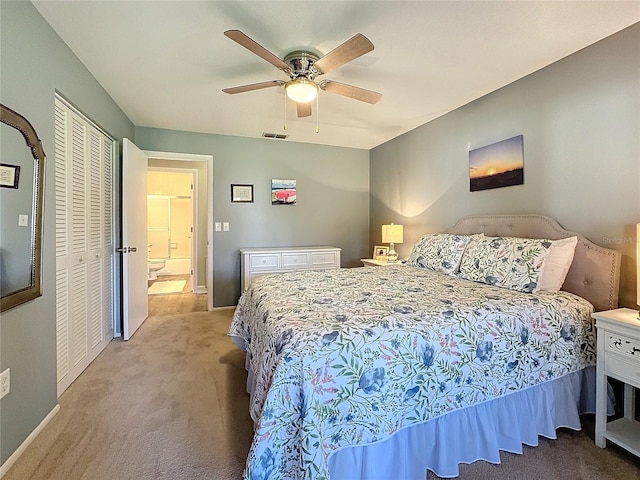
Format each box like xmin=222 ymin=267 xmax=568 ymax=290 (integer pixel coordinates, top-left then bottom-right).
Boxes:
xmin=1 ymin=104 xmax=45 ymax=312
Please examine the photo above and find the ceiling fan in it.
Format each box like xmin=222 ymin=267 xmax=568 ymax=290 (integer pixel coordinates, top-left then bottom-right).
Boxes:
xmin=222 ymin=30 xmax=382 ymax=119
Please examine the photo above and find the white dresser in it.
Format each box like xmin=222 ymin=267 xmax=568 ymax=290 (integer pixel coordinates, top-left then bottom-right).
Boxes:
xmin=240 ymin=246 xmax=341 ymax=291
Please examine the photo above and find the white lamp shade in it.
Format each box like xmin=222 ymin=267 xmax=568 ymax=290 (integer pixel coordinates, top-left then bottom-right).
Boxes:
xmin=382 ymin=224 xmax=403 ymax=244
xmin=285 ymin=79 xmax=318 ymax=103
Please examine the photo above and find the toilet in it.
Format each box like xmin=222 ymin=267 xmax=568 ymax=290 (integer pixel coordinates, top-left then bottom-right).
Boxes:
xmin=148 ymin=259 xmax=166 ymax=280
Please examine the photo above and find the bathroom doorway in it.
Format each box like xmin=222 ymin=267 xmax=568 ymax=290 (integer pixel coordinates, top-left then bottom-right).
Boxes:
xmin=140 ymin=150 xmax=213 ymax=315
xmin=147 ymin=168 xmax=195 ymax=297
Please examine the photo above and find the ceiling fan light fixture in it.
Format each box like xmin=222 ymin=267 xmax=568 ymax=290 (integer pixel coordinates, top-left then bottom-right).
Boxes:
xmin=285 ymin=78 xmax=318 ymax=103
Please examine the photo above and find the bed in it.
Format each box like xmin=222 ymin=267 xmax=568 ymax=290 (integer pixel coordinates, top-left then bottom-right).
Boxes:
xmin=229 ymin=214 xmax=621 ymax=480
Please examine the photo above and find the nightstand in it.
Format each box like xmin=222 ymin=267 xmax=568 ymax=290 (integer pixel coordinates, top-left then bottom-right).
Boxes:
xmin=361 ymin=258 xmax=394 ymax=267
xmin=593 ymin=308 xmax=640 ymax=458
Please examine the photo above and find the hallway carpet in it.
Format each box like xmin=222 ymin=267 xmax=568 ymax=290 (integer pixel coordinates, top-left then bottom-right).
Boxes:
xmin=4 ymin=309 xmax=639 ymax=479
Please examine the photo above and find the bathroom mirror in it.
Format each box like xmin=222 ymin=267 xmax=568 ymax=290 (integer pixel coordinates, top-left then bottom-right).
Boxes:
xmin=0 ymin=104 xmax=45 ymax=312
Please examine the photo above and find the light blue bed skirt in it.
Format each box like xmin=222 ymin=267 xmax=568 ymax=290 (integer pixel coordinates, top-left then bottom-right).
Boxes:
xmin=328 ymin=367 xmax=610 ymax=479
xmin=235 ymin=338 xmax=613 ymax=480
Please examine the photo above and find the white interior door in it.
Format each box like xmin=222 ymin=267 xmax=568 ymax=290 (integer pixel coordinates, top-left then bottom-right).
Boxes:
xmin=122 ymin=138 xmax=148 ymax=340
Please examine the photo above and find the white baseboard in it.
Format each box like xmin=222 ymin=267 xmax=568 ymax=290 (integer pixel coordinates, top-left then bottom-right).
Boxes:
xmin=195 ymin=285 xmax=207 ymax=294
xmin=0 ymin=404 xmax=60 ymax=478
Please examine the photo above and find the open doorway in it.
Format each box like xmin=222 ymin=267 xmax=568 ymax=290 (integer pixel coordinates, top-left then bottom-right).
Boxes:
xmin=147 ymin=168 xmax=195 ymax=288
xmin=145 ymin=151 xmax=214 ymax=314
xmin=119 ymin=142 xmax=213 ymax=339
xmin=146 ymin=168 xmax=199 ymax=315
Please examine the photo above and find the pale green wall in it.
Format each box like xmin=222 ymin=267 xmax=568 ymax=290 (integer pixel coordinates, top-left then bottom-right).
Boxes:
xmin=0 ymin=2 xmax=134 ymax=465
xmin=135 ymin=127 xmax=370 ymax=307
xmin=370 ymin=24 xmax=640 ymax=308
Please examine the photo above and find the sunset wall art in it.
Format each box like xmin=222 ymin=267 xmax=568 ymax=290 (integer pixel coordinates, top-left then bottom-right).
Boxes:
xmin=469 ymin=135 xmax=524 ymax=192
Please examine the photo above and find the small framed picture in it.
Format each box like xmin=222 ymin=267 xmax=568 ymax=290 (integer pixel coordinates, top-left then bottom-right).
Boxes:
xmin=271 ymin=178 xmax=297 ymax=205
xmin=231 ymin=184 xmax=254 ymax=203
xmin=373 ymin=245 xmax=389 ymax=260
xmin=0 ymin=163 xmax=20 ymax=189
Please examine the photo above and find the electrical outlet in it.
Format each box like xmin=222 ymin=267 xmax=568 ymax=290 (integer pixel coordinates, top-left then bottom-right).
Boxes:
xmin=0 ymin=368 xmax=10 ymax=399
xmin=223 ymin=222 xmax=229 ymax=232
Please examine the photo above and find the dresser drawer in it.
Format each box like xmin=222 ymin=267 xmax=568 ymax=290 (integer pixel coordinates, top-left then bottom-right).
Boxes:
xmin=249 ymin=254 xmax=280 ymax=270
xmin=311 ymin=251 xmax=338 ymax=266
xmin=604 ymin=353 xmax=640 ymax=387
xmin=604 ymin=332 xmax=640 ymax=362
xmin=282 ymin=253 xmax=310 ymax=268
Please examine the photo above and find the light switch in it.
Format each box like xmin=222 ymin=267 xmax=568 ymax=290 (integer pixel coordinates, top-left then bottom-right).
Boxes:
xmin=215 ymin=222 xmax=221 ymax=232
xmin=223 ymin=222 xmax=230 ymax=232
xmin=18 ymin=214 xmax=28 ymax=227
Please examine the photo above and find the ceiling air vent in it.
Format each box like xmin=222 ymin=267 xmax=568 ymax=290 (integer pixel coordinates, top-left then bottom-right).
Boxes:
xmin=262 ymin=132 xmax=288 ymax=140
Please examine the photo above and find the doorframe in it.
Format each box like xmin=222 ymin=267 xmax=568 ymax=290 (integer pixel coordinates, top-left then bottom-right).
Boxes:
xmin=143 ymin=150 xmax=214 ymax=310
xmin=147 ymin=166 xmax=198 ymax=292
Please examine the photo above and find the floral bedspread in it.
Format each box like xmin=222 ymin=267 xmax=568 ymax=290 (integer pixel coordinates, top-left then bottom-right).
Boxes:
xmin=229 ymin=265 xmax=595 ymax=480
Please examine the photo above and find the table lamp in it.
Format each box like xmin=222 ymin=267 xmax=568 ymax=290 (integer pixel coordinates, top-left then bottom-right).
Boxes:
xmin=382 ymin=223 xmax=403 ymax=262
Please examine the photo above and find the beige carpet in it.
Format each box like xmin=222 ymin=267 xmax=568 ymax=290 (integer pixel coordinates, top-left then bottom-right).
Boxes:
xmin=148 ymin=280 xmax=187 ymax=295
xmin=4 ymin=310 xmax=253 ymax=480
xmin=4 ymin=310 xmax=639 ymax=480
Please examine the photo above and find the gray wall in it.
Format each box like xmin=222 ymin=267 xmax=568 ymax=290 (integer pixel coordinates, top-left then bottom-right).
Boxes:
xmin=147 ymin=159 xmax=208 ymax=290
xmin=0 ymin=2 xmax=134 ymax=465
xmin=370 ymin=24 xmax=640 ymax=308
xmin=135 ymin=127 xmax=370 ymax=307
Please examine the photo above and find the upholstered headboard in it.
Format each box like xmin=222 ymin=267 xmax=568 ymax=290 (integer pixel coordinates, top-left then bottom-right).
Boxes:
xmin=446 ymin=214 xmax=621 ymax=311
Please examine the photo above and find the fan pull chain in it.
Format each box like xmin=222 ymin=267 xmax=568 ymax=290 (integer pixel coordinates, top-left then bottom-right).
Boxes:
xmin=283 ymin=93 xmax=287 ymax=131
xmin=315 ymin=94 xmax=319 ymax=133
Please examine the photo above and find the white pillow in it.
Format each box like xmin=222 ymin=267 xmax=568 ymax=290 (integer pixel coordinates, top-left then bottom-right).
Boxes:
xmin=534 ymin=236 xmax=577 ymax=293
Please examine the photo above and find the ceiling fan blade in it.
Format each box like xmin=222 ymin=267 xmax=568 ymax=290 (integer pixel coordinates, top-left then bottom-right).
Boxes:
xmin=224 ymin=30 xmax=290 ymax=70
xmin=297 ymin=102 xmax=312 ymax=118
xmin=222 ymin=80 xmax=284 ymax=94
xmin=319 ymin=81 xmax=382 ymax=104
xmin=313 ymin=34 xmax=374 ymax=74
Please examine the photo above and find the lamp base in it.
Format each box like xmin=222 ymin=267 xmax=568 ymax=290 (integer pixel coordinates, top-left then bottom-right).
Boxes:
xmin=387 ymin=244 xmax=398 ymax=262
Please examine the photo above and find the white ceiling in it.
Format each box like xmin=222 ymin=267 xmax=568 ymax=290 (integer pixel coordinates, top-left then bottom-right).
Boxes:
xmin=33 ymin=1 xmax=639 ymax=150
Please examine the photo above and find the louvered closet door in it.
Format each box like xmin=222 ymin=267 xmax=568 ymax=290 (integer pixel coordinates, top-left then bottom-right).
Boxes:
xmin=54 ymin=104 xmax=70 ymax=388
xmin=88 ymin=129 xmax=103 ymax=351
xmin=55 ymin=98 xmax=115 ymax=397
xmin=102 ymin=140 xmax=114 ymax=340
xmin=70 ymin=114 xmax=89 ymax=372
